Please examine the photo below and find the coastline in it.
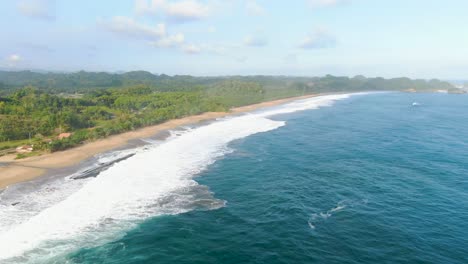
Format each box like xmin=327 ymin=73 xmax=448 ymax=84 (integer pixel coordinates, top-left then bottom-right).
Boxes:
xmin=0 ymin=94 xmax=317 ymax=189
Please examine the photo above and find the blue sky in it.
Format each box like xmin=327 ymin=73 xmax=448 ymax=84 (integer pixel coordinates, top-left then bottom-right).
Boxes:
xmin=1 ymin=0 xmax=467 ymax=78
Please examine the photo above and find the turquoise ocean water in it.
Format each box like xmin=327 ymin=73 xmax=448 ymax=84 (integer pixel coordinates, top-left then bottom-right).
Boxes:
xmin=1 ymin=92 xmax=467 ymax=263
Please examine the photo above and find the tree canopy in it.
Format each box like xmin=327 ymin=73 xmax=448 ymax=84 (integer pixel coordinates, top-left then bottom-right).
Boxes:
xmin=0 ymin=71 xmax=462 ymax=153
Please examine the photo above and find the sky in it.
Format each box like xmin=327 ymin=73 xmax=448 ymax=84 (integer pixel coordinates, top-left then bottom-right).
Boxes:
xmin=1 ymin=0 xmax=467 ymax=78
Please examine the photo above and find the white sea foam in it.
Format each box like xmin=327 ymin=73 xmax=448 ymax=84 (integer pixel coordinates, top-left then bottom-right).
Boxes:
xmin=0 ymin=93 xmax=358 ymax=262
xmin=308 ymin=199 xmax=369 ymax=231
xmin=255 ymin=94 xmax=352 ymax=118
xmin=95 ymin=148 xmax=140 ymax=164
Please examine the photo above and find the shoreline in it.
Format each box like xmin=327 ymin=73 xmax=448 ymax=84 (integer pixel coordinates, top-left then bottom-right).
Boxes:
xmin=0 ymin=94 xmax=318 ymax=189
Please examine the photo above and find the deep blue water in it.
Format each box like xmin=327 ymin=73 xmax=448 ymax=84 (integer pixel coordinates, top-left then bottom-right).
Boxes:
xmin=68 ymin=93 xmax=468 ymax=263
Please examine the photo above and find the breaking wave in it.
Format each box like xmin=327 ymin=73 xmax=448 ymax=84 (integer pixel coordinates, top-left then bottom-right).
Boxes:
xmin=0 ymin=93 xmax=358 ymax=262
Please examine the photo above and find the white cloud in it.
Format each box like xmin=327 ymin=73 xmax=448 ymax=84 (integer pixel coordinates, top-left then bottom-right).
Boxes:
xmin=244 ymin=35 xmax=268 ymax=47
xmin=152 ymin=33 xmax=185 ymax=47
xmin=99 ymin=16 xmax=166 ymax=40
xmin=17 ymin=0 xmax=55 ymax=20
xmin=183 ymin=41 xmax=249 ymax=55
xmin=100 ymin=16 xmax=188 ymax=51
xmin=299 ymin=29 xmax=337 ymax=49
xmin=246 ymin=0 xmax=266 ymax=16
xmin=166 ymin=0 xmax=210 ymax=21
xmin=183 ymin=44 xmax=201 ymax=54
xmin=7 ymin=54 xmax=22 ymax=63
xmin=307 ymin=0 xmax=348 ymax=8
xmin=5 ymin=54 xmax=22 ymax=67
xmin=135 ymin=0 xmax=211 ymax=23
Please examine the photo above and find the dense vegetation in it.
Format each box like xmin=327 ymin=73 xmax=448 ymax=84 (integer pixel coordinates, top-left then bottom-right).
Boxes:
xmin=0 ymin=70 xmax=462 ymax=154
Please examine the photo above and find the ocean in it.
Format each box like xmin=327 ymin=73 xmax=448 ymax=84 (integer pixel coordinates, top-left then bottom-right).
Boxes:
xmin=0 ymin=92 xmax=467 ymax=263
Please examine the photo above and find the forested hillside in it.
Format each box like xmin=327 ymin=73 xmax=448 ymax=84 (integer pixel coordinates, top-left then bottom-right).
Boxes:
xmin=0 ymin=71 xmax=462 ymax=155
xmin=0 ymin=70 xmax=459 ymax=95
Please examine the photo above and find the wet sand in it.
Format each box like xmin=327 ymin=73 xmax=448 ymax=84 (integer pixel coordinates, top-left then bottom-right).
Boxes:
xmin=0 ymin=94 xmax=316 ymax=189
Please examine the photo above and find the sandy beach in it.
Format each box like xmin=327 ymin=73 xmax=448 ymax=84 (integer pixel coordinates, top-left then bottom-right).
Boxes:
xmin=0 ymin=94 xmax=316 ymax=189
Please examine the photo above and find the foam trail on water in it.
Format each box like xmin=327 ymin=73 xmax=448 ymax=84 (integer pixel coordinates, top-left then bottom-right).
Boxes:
xmin=0 ymin=93 xmax=357 ymax=262
xmin=308 ymin=199 xmax=369 ymax=231
xmin=256 ymin=94 xmax=353 ymax=117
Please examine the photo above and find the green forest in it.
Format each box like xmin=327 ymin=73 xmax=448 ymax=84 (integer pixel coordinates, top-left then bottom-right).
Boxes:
xmin=0 ymin=71 xmax=463 ymax=155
